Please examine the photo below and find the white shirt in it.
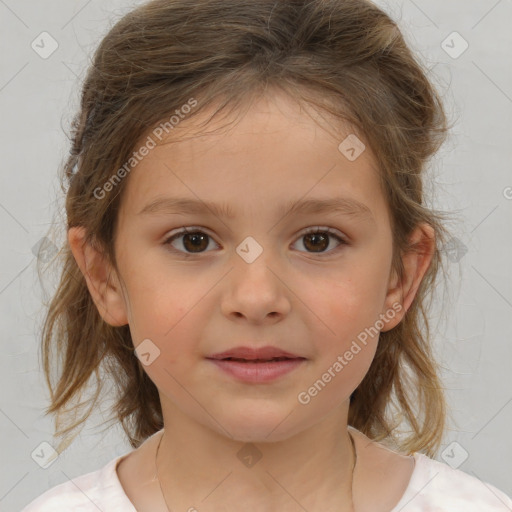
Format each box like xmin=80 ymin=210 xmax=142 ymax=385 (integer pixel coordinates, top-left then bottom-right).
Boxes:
xmin=21 ymin=448 xmax=512 ymax=511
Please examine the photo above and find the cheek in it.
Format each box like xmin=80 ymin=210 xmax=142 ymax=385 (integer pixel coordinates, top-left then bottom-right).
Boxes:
xmin=322 ymin=267 xmax=386 ymax=327
xmin=122 ymin=275 xmax=192 ymax=357
xmin=309 ymin=266 xmax=386 ymax=369
xmin=308 ymin=289 xmax=381 ymax=404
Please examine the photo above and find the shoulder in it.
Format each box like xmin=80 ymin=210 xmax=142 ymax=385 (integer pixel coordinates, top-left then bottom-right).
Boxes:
xmin=21 ymin=453 xmax=136 ymax=512
xmin=393 ymin=452 xmax=512 ymax=511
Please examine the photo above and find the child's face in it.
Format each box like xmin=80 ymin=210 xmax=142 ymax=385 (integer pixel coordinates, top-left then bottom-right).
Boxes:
xmin=92 ymin=91 xmax=418 ymax=442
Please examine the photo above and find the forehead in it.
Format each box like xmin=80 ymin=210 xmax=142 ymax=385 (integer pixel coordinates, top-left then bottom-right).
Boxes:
xmin=118 ymin=92 xmax=387 ymax=225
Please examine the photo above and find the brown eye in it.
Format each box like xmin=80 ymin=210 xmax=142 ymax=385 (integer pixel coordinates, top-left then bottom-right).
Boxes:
xmin=163 ymin=226 xmax=347 ymax=257
xmin=293 ymin=227 xmax=347 ymax=255
xmin=303 ymin=232 xmax=329 ymax=252
xmin=181 ymin=232 xmax=209 ymax=252
xmin=164 ymin=228 xmax=217 ymax=254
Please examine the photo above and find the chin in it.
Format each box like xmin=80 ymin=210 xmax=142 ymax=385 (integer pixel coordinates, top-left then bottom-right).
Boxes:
xmin=216 ymin=405 xmax=307 ymax=444
xmin=227 ymin=426 xmax=294 ymax=444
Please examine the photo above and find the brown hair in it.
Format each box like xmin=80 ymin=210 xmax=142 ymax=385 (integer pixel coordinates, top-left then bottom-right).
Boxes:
xmin=38 ymin=0 xmax=456 ymax=457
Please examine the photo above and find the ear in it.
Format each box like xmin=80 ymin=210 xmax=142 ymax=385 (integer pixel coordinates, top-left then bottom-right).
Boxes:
xmin=380 ymin=223 xmax=435 ymax=332
xmin=68 ymin=226 xmax=129 ymax=327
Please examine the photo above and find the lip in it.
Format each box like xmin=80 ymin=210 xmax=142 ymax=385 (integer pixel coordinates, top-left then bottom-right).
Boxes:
xmin=206 ymin=345 xmax=306 ymax=383
xmin=208 ymin=345 xmax=302 ymax=360
xmin=207 ymin=358 xmax=306 ymax=383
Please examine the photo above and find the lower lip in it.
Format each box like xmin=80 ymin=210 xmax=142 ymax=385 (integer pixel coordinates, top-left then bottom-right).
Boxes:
xmin=207 ymin=358 xmax=306 ymax=383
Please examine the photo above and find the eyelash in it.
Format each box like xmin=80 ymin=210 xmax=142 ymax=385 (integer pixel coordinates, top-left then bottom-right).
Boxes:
xmin=162 ymin=226 xmax=348 ymax=258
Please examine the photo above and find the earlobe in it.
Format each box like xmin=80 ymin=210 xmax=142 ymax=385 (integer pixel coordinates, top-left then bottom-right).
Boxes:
xmin=381 ymin=223 xmax=435 ymax=332
xmin=68 ymin=226 xmax=129 ymax=327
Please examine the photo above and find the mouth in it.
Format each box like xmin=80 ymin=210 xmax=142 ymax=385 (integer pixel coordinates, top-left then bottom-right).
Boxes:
xmin=206 ymin=356 xmax=306 ymax=383
xmin=207 ymin=345 xmax=304 ymax=361
xmin=218 ymin=356 xmax=302 ymax=362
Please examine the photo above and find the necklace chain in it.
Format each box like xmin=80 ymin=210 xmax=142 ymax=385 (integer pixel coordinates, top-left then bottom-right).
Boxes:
xmin=154 ymin=428 xmax=357 ymax=511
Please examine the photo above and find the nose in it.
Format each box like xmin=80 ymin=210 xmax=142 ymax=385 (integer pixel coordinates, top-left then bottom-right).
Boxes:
xmin=220 ymin=243 xmax=292 ymax=324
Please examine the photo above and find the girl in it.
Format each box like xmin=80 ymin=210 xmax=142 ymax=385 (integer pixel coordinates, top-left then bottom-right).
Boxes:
xmin=23 ymin=0 xmax=512 ymax=510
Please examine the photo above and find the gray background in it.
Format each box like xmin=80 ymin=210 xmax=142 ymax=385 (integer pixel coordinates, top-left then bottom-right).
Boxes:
xmin=1 ymin=0 xmax=511 ymax=510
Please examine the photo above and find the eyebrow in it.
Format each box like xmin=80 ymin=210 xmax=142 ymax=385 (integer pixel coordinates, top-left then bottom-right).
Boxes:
xmin=138 ymin=196 xmax=375 ymax=224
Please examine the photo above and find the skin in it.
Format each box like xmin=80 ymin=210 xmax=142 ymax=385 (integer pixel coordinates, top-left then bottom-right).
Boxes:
xmin=68 ymin=90 xmax=434 ymax=512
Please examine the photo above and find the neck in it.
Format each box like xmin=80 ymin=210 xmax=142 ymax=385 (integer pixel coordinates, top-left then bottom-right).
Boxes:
xmin=154 ymin=402 xmax=357 ymax=512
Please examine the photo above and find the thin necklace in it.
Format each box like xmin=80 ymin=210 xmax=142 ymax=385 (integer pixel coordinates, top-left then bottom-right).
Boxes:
xmin=154 ymin=428 xmax=358 ymax=511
